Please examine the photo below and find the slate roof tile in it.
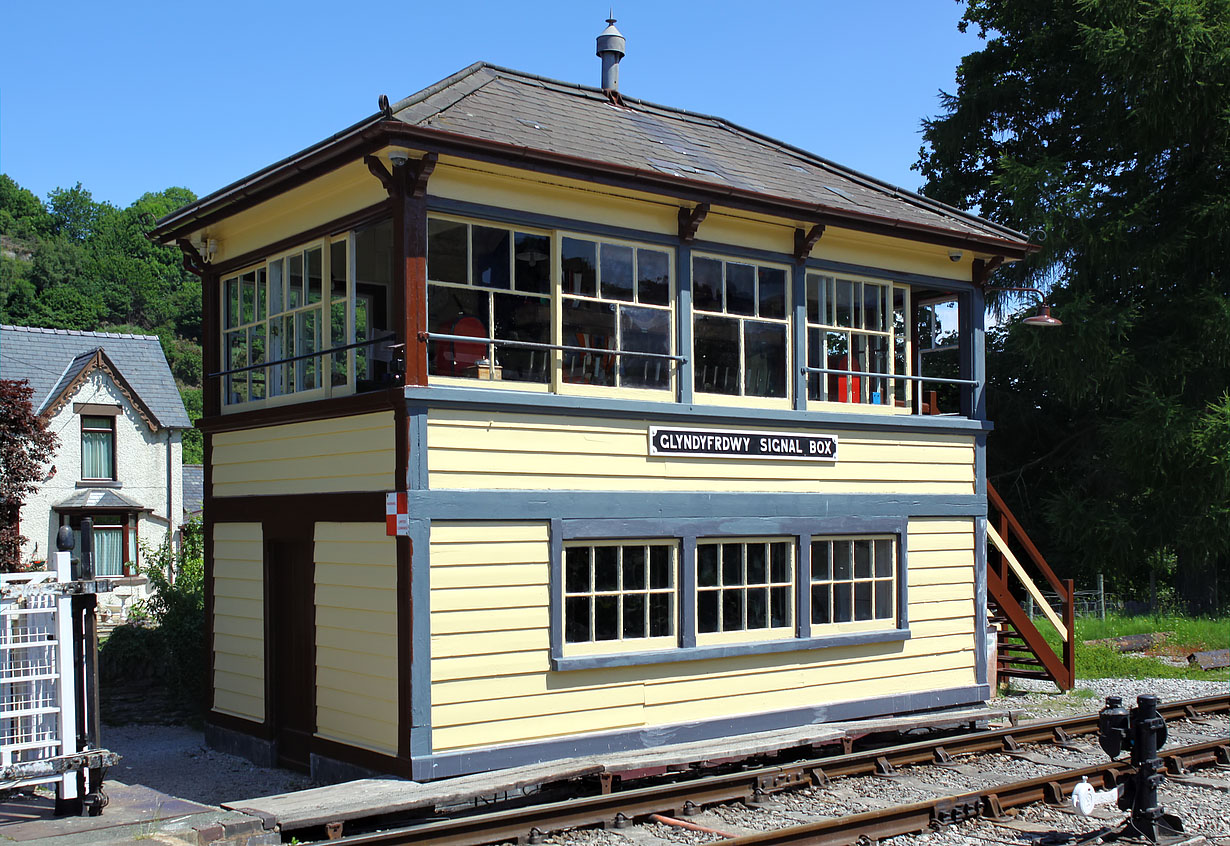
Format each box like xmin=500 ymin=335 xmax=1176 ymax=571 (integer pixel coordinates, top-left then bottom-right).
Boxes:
xmin=0 ymin=325 xmax=191 ymax=429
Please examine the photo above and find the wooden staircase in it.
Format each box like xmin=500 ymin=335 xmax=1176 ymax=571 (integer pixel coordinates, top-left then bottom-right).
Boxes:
xmin=986 ymin=483 xmax=1076 ymax=690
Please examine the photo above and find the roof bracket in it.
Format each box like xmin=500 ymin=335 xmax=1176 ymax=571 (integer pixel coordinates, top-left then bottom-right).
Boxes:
xmin=176 ymin=239 xmax=209 ymax=277
xmin=972 ymin=255 xmax=1005 ymax=285
xmin=793 ymin=224 xmax=826 ymax=261
xmin=678 ymin=203 xmax=709 ymax=243
xmin=404 ymin=152 xmax=438 ymax=199
xmin=364 ymin=155 xmax=395 ymax=194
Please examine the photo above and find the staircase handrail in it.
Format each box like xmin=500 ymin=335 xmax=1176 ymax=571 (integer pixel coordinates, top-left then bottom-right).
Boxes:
xmin=987 ymin=483 xmax=1068 ymax=598
xmin=987 ymin=524 xmax=1068 ymax=640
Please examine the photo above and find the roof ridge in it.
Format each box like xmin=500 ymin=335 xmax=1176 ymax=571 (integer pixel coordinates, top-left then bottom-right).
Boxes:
xmin=387 ymin=61 xmax=495 ymax=114
xmin=1 ymin=324 xmax=162 ymax=341
xmin=475 ymin=65 xmax=1028 ymax=242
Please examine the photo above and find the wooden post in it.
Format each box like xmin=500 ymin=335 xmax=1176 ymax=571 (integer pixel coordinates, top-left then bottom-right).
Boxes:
xmin=1097 ymin=573 xmax=1105 ymax=620
xmin=1063 ymin=578 xmax=1076 ymax=690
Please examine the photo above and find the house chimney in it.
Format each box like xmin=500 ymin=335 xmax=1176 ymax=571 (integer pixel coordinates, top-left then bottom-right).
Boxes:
xmin=596 ymin=16 xmax=625 ymax=91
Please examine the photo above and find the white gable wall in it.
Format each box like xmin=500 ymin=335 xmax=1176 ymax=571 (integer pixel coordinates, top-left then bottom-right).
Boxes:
xmin=22 ymin=370 xmax=182 ymax=618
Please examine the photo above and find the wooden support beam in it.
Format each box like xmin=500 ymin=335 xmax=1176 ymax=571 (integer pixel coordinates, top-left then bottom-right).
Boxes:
xmin=972 ymin=255 xmax=1005 ymax=286
xmin=677 ymin=202 xmax=709 ymax=243
xmin=364 ymin=155 xmax=394 ymax=194
xmin=176 ymin=239 xmax=208 ymax=277
xmin=793 ymin=224 xmax=826 ymax=262
xmin=405 ymin=152 xmax=437 ymax=199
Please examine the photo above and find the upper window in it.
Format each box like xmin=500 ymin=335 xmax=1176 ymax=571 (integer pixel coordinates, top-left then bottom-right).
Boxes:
xmin=427 ymin=218 xmax=551 ymax=384
xmin=561 ymin=236 xmax=673 ymax=391
xmin=219 ymin=219 xmax=393 ymax=410
xmin=692 ymin=255 xmax=789 ymax=399
xmin=806 ymin=275 xmax=909 ymax=407
xmin=81 ymin=415 xmax=115 ymax=480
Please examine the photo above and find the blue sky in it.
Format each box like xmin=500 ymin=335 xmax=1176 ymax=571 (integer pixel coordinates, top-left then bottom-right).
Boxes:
xmin=0 ymin=1 xmax=980 ymax=209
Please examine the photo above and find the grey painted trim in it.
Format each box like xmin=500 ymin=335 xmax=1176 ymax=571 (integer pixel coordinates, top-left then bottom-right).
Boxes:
xmin=404 ymin=386 xmax=994 ymax=434
xmin=969 ymin=285 xmax=987 ymax=421
xmin=407 ymin=405 xmax=429 ymax=490
xmin=406 ymin=490 xmax=985 ymax=522
xmin=791 ymin=262 xmax=808 ymax=411
xmin=549 ymin=515 xmax=909 ymax=671
xmin=690 ymin=239 xmax=795 ymax=266
xmin=805 ymin=257 xmax=979 ymax=293
xmin=549 ymin=519 xmax=564 ymax=659
xmin=676 ymin=244 xmax=694 ymax=403
xmin=797 ymin=534 xmax=813 ymax=639
xmin=411 ymin=683 xmax=990 ymax=781
xmin=428 ymin=196 xmax=679 ymax=249
xmin=680 ymin=537 xmax=697 ymax=649
xmin=558 ymin=515 xmax=909 ymax=539
xmin=974 ymin=515 xmax=989 ymax=687
xmin=407 ymin=517 xmax=433 ymax=759
xmin=554 ymin=627 xmax=910 ymax=671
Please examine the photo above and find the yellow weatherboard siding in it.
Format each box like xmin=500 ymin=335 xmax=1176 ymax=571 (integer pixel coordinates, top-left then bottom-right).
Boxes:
xmin=314 ymin=522 xmax=399 ymax=755
xmin=213 ymin=523 xmax=264 ymax=721
xmin=212 ymin=411 xmax=395 ymax=497
xmin=429 ymin=159 xmax=975 ymax=280
xmin=428 ymin=518 xmax=976 ymax=753
xmin=427 ymin=410 xmax=975 ymax=494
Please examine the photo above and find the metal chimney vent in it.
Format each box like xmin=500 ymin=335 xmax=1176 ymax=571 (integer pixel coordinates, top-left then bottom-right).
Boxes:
xmin=596 ymin=16 xmax=625 ymax=91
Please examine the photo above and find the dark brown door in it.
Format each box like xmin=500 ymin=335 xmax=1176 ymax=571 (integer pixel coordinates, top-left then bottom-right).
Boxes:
xmin=267 ymin=539 xmax=315 ymax=771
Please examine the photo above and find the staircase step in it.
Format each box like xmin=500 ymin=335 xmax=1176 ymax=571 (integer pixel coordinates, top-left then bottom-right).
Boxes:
xmin=997 ymin=668 xmax=1054 ymax=681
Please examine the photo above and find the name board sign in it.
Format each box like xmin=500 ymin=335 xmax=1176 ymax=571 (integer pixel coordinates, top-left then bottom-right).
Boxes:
xmin=649 ymin=426 xmax=838 ymax=461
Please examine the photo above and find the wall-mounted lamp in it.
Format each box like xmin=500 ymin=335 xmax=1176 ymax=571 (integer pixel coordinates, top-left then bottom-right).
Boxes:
xmin=388 ymin=148 xmax=411 ymax=167
xmin=999 ymin=287 xmax=1062 ymax=327
xmin=948 ymin=249 xmax=964 ymax=263
xmin=206 ymin=239 xmax=218 ymax=258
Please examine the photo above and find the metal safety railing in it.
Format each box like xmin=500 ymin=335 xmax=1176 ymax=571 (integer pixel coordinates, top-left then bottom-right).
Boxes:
xmin=207 ymin=334 xmax=401 ymax=379
xmin=798 ymin=365 xmax=979 ymax=386
xmin=419 ymin=331 xmax=687 ymax=363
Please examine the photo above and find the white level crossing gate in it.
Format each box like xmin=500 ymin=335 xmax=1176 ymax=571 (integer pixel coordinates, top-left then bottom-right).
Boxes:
xmin=0 ymin=543 xmax=117 ymax=812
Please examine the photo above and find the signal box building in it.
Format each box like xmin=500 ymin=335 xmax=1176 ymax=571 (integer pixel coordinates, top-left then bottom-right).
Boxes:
xmin=153 ymin=29 xmax=1031 ymax=780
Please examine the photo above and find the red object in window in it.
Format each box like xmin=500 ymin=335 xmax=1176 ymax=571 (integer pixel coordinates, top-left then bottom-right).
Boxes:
xmin=827 ymin=355 xmax=861 ymax=403
xmin=435 ymin=316 xmax=488 ymax=376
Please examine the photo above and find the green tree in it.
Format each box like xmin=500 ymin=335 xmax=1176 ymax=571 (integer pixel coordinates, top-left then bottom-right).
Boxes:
xmin=918 ymin=0 xmax=1230 ymax=610
xmin=0 ymin=381 xmax=59 ymax=570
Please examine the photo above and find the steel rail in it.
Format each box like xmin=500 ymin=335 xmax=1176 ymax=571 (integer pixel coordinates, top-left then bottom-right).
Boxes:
xmin=323 ymin=694 xmax=1228 ymax=846
xmin=721 ymin=738 xmax=1230 ymax=846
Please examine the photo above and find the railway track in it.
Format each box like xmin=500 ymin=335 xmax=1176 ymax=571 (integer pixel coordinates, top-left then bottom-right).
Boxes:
xmin=323 ymin=694 xmax=1230 ymax=846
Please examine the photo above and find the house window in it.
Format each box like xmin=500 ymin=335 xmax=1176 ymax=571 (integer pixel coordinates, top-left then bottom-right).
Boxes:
xmin=563 ymin=542 xmax=676 ymax=651
xmin=805 ymin=275 xmax=909 ymax=406
xmin=65 ymin=514 xmax=134 ymax=577
xmin=692 ymin=255 xmax=789 ymax=399
xmin=810 ymin=537 xmax=896 ymax=626
xmin=427 ymin=218 xmax=551 ymax=383
xmin=81 ymin=416 xmax=115 ymax=480
xmin=560 ymin=236 xmax=673 ymax=390
xmin=696 ymin=538 xmax=794 ymax=640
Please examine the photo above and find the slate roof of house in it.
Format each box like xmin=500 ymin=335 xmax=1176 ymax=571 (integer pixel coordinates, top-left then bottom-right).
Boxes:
xmin=153 ymin=63 xmax=1031 ymax=255
xmin=52 ymin=489 xmax=148 ymax=512
xmin=0 ymin=325 xmax=191 ymax=429
xmin=182 ymin=465 xmax=204 ymax=517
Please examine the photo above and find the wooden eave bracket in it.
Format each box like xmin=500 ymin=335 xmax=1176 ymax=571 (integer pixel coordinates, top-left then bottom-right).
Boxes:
xmin=365 ymin=151 xmax=438 ymax=199
xmin=678 ymin=202 xmax=710 ymax=243
xmin=794 ymin=224 xmax=826 ymax=262
xmin=175 ymin=239 xmax=209 ymax=277
xmin=973 ymin=255 xmax=1006 ymax=286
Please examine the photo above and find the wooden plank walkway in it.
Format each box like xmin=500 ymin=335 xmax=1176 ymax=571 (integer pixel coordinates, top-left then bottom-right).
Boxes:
xmin=225 ymin=705 xmax=1009 ymax=832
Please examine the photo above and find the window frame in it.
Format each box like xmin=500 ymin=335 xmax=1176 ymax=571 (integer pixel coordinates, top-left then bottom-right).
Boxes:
xmin=560 ymin=540 xmax=679 ymax=657
xmin=690 ymin=252 xmax=793 ymax=407
xmin=805 ymin=273 xmax=911 ymax=410
xmin=80 ymin=414 xmax=116 ymax=481
xmin=550 ymin=517 xmax=910 ymax=671
xmin=219 ymin=232 xmax=357 ymax=412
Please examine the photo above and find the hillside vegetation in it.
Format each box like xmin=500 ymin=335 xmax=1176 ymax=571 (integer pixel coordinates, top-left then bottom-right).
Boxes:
xmin=0 ymin=175 xmax=203 ymax=462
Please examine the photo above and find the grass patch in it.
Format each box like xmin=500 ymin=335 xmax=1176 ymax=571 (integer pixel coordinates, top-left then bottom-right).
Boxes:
xmin=1002 ymin=612 xmax=1229 ymax=682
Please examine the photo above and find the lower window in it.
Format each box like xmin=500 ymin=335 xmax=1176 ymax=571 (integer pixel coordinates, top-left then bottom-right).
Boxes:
xmin=564 ymin=542 xmax=677 ymax=651
xmin=810 ymin=537 xmax=896 ymax=626
xmin=696 ymin=538 xmax=794 ymax=640
xmin=62 ymin=513 xmax=137 ymax=577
